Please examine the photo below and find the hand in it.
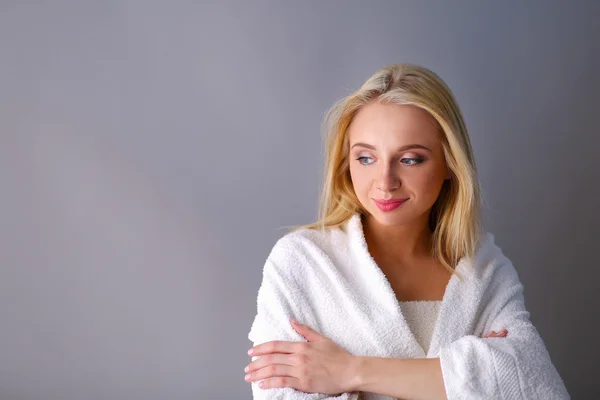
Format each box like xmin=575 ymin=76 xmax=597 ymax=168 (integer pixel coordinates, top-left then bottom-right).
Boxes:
xmin=483 ymin=328 xmax=508 ymax=338
xmin=244 ymin=319 xmax=358 ymax=394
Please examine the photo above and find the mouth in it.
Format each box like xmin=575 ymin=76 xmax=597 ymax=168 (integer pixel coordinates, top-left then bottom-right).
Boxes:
xmin=373 ymin=198 xmax=408 ymax=212
xmin=373 ymin=198 xmax=408 ymax=205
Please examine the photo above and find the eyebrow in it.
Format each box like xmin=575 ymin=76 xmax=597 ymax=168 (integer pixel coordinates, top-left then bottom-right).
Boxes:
xmin=350 ymin=142 xmax=432 ymax=152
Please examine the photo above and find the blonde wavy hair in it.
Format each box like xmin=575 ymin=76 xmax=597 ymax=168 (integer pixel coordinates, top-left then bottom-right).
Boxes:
xmin=291 ymin=63 xmax=482 ymax=275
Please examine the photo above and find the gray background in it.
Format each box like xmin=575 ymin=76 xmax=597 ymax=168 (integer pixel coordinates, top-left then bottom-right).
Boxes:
xmin=1 ymin=1 xmax=598 ymax=399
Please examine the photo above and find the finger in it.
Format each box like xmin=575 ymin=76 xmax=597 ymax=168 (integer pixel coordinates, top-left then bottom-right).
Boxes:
xmin=291 ymin=319 xmax=322 ymax=341
xmin=484 ymin=330 xmax=499 ymax=338
xmin=258 ymin=376 xmax=302 ymax=390
xmin=249 ymin=340 xmax=299 ymax=356
xmin=246 ymin=364 xmax=296 ymax=383
xmin=246 ymin=353 xmax=295 ymax=374
xmin=484 ymin=329 xmax=508 ymax=338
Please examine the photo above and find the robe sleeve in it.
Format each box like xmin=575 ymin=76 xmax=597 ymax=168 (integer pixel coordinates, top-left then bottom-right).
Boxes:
xmin=247 ymin=239 xmax=361 ymax=400
xmin=438 ymin=256 xmax=570 ymax=399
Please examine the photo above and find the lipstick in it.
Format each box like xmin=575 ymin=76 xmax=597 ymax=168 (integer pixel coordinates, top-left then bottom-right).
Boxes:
xmin=373 ymin=198 xmax=408 ymax=212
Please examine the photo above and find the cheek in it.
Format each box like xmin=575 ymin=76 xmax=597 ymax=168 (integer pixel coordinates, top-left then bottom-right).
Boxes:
xmin=407 ymin=168 xmax=446 ymax=194
xmin=349 ymin=166 xmax=371 ymax=193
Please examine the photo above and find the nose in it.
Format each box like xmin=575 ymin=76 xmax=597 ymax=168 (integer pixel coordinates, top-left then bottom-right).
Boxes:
xmin=376 ymin=164 xmax=400 ymax=193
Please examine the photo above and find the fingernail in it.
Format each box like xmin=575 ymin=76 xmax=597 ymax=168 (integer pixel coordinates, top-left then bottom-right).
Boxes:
xmin=248 ymin=348 xmax=254 ymax=355
xmin=244 ymin=366 xmax=249 ymax=373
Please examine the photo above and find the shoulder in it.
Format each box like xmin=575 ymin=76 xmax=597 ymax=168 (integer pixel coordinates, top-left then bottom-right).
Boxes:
xmin=262 ymin=218 xmax=354 ymax=280
xmin=267 ymin=223 xmax=346 ymax=266
xmin=469 ymin=231 xmax=523 ymax=291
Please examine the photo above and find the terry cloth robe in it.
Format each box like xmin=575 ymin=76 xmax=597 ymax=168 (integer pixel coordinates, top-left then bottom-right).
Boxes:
xmin=247 ymin=213 xmax=570 ymax=399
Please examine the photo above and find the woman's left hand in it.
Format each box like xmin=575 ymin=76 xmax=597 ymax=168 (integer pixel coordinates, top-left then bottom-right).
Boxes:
xmin=244 ymin=319 xmax=358 ymax=394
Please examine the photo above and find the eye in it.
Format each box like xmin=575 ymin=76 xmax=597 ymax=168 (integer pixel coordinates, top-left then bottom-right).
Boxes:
xmin=356 ymin=156 xmax=374 ymax=165
xmin=401 ymin=157 xmax=425 ymax=166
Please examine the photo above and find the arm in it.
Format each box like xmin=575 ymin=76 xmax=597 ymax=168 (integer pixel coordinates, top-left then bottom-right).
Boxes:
xmin=247 ymin=241 xmax=361 ymax=399
xmin=346 ymin=256 xmax=569 ymax=400
xmin=437 ymin=258 xmax=570 ymax=399
xmin=352 ymin=357 xmax=447 ymax=400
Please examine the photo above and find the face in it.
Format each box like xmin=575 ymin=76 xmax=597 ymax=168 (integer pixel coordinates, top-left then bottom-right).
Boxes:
xmin=348 ymin=101 xmax=450 ymax=228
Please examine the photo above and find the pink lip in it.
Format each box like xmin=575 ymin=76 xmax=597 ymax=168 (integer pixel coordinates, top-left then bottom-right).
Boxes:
xmin=373 ymin=198 xmax=408 ymax=212
xmin=374 ymin=198 xmax=407 ymax=205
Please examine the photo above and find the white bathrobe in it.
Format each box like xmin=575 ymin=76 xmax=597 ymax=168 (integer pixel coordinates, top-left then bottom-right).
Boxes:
xmin=247 ymin=213 xmax=569 ymax=399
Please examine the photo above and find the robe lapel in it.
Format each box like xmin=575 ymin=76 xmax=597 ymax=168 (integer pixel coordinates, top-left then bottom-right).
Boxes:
xmin=426 ymin=248 xmax=494 ymax=360
xmin=348 ymin=213 xmax=426 ymax=357
xmin=347 ymin=213 xmax=482 ymax=359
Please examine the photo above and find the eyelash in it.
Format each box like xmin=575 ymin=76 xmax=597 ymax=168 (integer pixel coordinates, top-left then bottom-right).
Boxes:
xmin=355 ymin=156 xmax=425 ymax=166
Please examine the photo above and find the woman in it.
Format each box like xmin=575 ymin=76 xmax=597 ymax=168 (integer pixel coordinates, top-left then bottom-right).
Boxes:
xmin=244 ymin=64 xmax=569 ymax=399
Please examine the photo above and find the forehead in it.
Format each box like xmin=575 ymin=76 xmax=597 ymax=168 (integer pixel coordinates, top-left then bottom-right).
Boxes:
xmin=348 ymin=102 xmax=441 ymax=145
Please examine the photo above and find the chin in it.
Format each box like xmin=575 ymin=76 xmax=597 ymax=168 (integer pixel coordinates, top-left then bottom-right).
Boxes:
xmin=366 ymin=208 xmax=411 ymax=226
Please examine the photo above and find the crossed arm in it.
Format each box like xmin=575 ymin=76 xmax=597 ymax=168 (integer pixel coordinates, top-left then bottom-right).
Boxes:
xmin=246 ymin=321 xmax=508 ymax=399
xmin=247 ymin=249 xmax=568 ymax=399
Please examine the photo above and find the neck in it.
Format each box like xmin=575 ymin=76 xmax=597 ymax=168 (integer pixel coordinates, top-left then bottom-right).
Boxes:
xmin=362 ymin=212 xmax=434 ymax=266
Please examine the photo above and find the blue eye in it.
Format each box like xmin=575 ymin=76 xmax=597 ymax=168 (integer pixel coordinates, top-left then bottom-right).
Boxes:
xmin=356 ymin=156 xmax=425 ymax=166
xmin=356 ymin=156 xmax=373 ymax=165
xmin=401 ymin=158 xmax=425 ymax=166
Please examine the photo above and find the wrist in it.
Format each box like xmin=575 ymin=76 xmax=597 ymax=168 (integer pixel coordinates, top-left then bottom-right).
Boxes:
xmin=346 ymin=356 xmax=366 ymax=392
